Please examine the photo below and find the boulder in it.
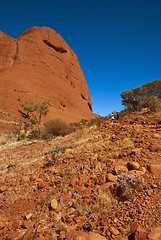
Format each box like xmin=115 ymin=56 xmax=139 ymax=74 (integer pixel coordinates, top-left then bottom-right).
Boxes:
xmin=148 ymin=164 xmax=161 ymax=175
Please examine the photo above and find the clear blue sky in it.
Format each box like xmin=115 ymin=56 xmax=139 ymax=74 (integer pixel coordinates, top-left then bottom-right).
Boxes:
xmin=1 ymin=0 xmax=161 ymax=116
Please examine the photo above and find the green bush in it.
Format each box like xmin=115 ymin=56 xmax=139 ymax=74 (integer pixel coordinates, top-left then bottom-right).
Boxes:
xmin=44 ymin=119 xmax=73 ymax=137
xmin=120 ymin=79 xmax=161 ymax=112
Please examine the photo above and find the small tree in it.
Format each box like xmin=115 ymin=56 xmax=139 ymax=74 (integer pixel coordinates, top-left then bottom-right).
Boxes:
xmin=21 ymin=101 xmax=50 ymax=137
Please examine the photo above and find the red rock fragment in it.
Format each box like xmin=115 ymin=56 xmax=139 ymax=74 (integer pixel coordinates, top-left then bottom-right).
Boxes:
xmin=37 ymin=182 xmax=46 ymax=189
xmin=127 ymin=161 xmax=140 ymax=170
xmin=22 ymin=227 xmax=34 ymax=240
xmin=51 ymin=198 xmax=58 ymax=210
xmin=109 ymin=226 xmax=120 ymax=235
xmin=0 ymin=185 xmax=6 ymax=192
xmin=0 ymin=220 xmax=5 ymax=229
xmin=67 ymin=230 xmax=106 ymax=240
xmin=148 ymin=143 xmax=161 ymax=152
xmin=24 ymin=214 xmax=32 ymax=222
xmin=21 ymin=220 xmax=32 ymax=229
xmin=148 ymin=164 xmax=161 ymax=175
xmin=88 ymin=232 xmax=107 ymax=240
xmin=106 ymin=173 xmax=116 ymax=182
xmin=30 ymin=174 xmax=37 ymax=181
xmin=59 ymin=231 xmax=67 ymax=239
xmin=133 ymin=225 xmax=148 ymax=240
xmin=130 ymin=222 xmax=139 ymax=234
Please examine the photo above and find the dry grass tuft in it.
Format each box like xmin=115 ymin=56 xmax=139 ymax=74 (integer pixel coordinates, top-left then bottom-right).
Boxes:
xmin=92 ymin=188 xmax=116 ymax=214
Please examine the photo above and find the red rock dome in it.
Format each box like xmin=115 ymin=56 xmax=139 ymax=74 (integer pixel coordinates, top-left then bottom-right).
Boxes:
xmin=0 ymin=27 xmax=95 ymax=128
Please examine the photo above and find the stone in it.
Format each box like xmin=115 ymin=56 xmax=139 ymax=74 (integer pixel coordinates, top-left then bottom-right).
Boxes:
xmin=51 ymin=198 xmax=58 ymax=210
xmin=67 ymin=230 xmax=89 ymax=240
xmin=30 ymin=174 xmax=37 ymax=181
xmin=22 ymin=227 xmax=34 ymax=240
xmin=106 ymin=173 xmax=116 ymax=182
xmin=0 ymin=185 xmax=6 ymax=192
xmin=127 ymin=161 xmax=140 ymax=170
xmin=37 ymin=182 xmax=46 ymax=189
xmin=88 ymin=232 xmax=107 ymax=240
xmin=67 ymin=230 xmax=106 ymax=240
xmin=21 ymin=220 xmax=32 ymax=229
xmin=0 ymin=220 xmax=5 ymax=229
xmin=25 ymin=213 xmax=32 ymax=220
xmin=148 ymin=164 xmax=161 ymax=175
xmin=151 ymin=183 xmax=157 ymax=188
xmin=139 ymin=167 xmax=146 ymax=174
xmin=149 ymin=144 xmax=161 ymax=152
xmin=109 ymin=226 xmax=120 ymax=235
xmin=133 ymin=225 xmax=148 ymax=240
xmin=130 ymin=222 xmax=139 ymax=234
xmin=59 ymin=231 xmax=67 ymax=239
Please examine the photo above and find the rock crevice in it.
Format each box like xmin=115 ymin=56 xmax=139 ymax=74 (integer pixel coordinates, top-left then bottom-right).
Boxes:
xmin=43 ymin=39 xmax=68 ymax=53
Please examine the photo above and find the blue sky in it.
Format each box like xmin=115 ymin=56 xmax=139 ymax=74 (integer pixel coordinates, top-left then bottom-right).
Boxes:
xmin=1 ymin=0 xmax=161 ymax=116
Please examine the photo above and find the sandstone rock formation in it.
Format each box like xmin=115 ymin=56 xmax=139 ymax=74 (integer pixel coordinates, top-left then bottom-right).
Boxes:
xmin=0 ymin=27 xmax=95 ymax=129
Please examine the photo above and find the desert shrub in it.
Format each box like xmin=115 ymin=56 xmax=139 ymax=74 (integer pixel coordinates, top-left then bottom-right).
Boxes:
xmin=40 ymin=130 xmax=52 ymax=140
xmin=145 ymin=95 xmax=161 ymax=112
xmin=76 ymin=201 xmax=91 ymax=216
xmin=92 ymin=188 xmax=115 ymax=213
xmin=88 ymin=116 xmax=108 ymax=127
xmin=75 ymin=187 xmax=115 ymax=217
xmin=111 ymin=173 xmax=144 ymax=201
xmin=70 ymin=119 xmax=89 ymax=130
xmin=44 ymin=145 xmax=66 ymax=166
xmin=44 ymin=119 xmax=73 ymax=137
xmin=27 ymin=130 xmax=40 ymax=139
xmin=135 ymin=115 xmax=145 ymax=122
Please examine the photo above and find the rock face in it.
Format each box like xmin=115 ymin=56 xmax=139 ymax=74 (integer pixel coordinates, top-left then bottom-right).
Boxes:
xmin=0 ymin=27 xmax=95 ymax=127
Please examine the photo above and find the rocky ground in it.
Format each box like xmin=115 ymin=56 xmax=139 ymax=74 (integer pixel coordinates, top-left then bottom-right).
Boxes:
xmin=0 ymin=112 xmax=161 ymax=240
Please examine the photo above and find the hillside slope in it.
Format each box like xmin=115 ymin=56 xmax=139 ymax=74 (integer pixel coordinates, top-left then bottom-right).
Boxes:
xmin=0 ymin=112 xmax=161 ymax=239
